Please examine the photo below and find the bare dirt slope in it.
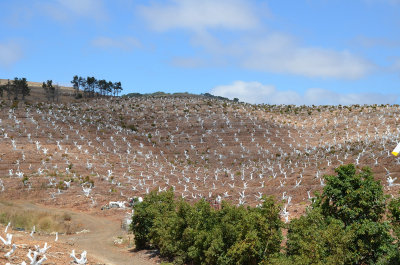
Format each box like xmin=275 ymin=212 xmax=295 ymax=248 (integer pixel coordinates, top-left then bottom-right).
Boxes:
xmin=1 ymin=96 xmax=400 ymax=263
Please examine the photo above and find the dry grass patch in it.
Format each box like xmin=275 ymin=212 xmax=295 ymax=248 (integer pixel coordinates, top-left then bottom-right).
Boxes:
xmin=0 ymin=201 xmax=81 ymax=234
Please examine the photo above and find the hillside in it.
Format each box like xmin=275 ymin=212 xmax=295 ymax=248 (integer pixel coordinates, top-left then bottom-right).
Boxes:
xmin=0 ymin=79 xmax=75 ymax=103
xmin=1 ymin=96 xmax=400 ymax=263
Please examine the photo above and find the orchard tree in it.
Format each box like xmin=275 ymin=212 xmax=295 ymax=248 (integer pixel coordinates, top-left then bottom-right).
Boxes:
xmin=388 ymin=195 xmax=400 ymax=244
xmin=131 ymin=190 xmax=283 ymax=264
xmin=317 ymin=165 xmax=387 ymax=224
xmin=276 ymin=164 xmax=399 ymax=265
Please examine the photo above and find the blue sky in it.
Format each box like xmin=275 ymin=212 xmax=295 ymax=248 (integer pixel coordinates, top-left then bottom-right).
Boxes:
xmin=0 ymin=0 xmax=399 ymax=105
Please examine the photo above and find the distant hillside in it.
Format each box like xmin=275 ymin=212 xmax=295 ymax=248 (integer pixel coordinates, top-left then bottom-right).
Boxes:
xmin=0 ymin=78 xmax=77 ymax=103
xmin=0 ymin=79 xmax=74 ymax=91
xmin=122 ymin=91 xmax=234 ymax=101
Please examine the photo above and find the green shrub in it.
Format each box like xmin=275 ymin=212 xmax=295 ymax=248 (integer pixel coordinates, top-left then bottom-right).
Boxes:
xmin=317 ymin=165 xmax=386 ymax=224
xmin=389 ymin=197 xmax=400 ymax=240
xmin=283 ymin=208 xmax=355 ymax=265
xmin=275 ymin=164 xmax=400 ymax=265
xmin=131 ymin=189 xmax=176 ymax=249
xmin=132 ymin=164 xmax=400 ymax=265
xmin=131 ymin=192 xmax=282 ymax=265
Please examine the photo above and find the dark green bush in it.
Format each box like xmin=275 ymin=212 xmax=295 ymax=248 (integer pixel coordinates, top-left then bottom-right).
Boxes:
xmin=317 ymin=165 xmax=386 ymax=225
xmin=274 ymin=164 xmax=400 ymax=265
xmin=389 ymin=196 xmax=400 ymax=239
xmin=132 ymin=165 xmax=400 ymax=265
xmin=131 ymin=189 xmax=176 ymax=249
xmin=284 ymin=208 xmax=355 ymax=265
xmin=131 ymin=191 xmax=282 ymax=265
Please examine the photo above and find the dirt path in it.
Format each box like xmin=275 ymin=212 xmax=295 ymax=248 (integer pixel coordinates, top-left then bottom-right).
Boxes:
xmin=9 ymin=201 xmax=157 ymax=265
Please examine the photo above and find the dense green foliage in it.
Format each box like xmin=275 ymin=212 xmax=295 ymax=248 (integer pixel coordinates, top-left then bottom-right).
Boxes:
xmin=131 ymin=189 xmax=282 ymax=264
xmin=131 ymin=164 xmax=400 ymax=265
xmin=272 ymin=164 xmax=400 ymax=265
xmin=389 ymin=196 xmax=400 ymax=239
xmin=317 ymin=165 xmax=386 ymax=224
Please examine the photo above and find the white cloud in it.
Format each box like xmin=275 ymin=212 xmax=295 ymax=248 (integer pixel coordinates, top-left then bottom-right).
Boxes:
xmin=138 ymin=0 xmax=259 ymax=31
xmin=390 ymin=57 xmax=400 ymax=71
xmin=56 ymin=0 xmax=102 ymax=16
xmin=91 ymin=37 xmax=141 ymax=51
xmin=211 ymin=81 xmax=397 ymax=105
xmin=171 ymin=57 xmax=208 ymax=68
xmin=139 ymin=1 xmax=374 ymax=79
xmin=0 ymin=41 xmax=23 ymax=68
xmin=40 ymin=0 xmax=107 ymax=22
xmin=363 ymin=0 xmax=400 ymax=5
xmin=302 ymin=88 xmax=396 ymax=105
xmin=242 ymin=34 xmax=375 ymax=79
xmin=170 ymin=31 xmax=374 ymax=79
xmin=210 ymin=81 xmax=300 ymax=105
xmin=5 ymin=6 xmax=35 ymax=27
xmin=352 ymin=36 xmax=400 ymax=48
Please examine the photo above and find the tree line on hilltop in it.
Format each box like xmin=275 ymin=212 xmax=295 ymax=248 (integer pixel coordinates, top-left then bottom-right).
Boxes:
xmin=71 ymin=75 xmax=122 ymax=99
xmin=0 ymin=78 xmax=30 ymax=101
xmin=0 ymin=76 xmax=123 ymax=102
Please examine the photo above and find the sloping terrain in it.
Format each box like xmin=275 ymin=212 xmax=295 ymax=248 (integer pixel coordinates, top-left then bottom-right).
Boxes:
xmin=0 ymin=201 xmax=155 ymax=265
xmin=0 ymin=79 xmax=75 ymax=103
xmin=1 ymin=96 xmax=400 ymax=263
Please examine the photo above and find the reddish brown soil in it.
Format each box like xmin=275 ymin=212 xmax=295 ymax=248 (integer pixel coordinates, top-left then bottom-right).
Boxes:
xmin=1 ymin=93 xmax=400 ymax=263
xmin=0 ymin=201 xmax=156 ymax=265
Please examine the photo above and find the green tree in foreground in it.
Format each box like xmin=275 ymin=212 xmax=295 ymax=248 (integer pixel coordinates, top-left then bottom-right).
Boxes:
xmin=132 ymin=165 xmax=400 ymax=265
xmin=271 ymin=164 xmax=400 ymax=265
xmin=131 ymin=189 xmax=282 ymax=265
